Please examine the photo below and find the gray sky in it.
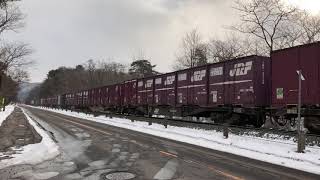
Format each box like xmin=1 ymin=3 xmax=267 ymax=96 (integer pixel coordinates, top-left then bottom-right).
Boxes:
xmin=6 ymin=0 xmax=238 ymax=82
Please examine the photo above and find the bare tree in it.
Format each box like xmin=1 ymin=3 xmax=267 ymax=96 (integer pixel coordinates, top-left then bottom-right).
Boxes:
xmin=0 ymin=1 xmax=30 ymax=97
xmin=275 ymin=10 xmax=320 ymax=48
xmin=0 ymin=1 xmax=28 ymax=74
xmin=233 ymin=0 xmax=296 ymax=55
xmin=0 ymin=0 xmax=20 ymax=8
xmin=84 ymin=59 xmax=97 ymax=88
xmin=208 ymin=34 xmax=256 ymax=63
xmin=276 ymin=21 xmax=303 ymax=48
xmin=296 ymin=11 xmax=320 ymax=44
xmin=8 ymin=68 xmax=29 ymax=82
xmin=95 ymin=60 xmax=128 ymax=85
xmin=0 ymin=42 xmax=32 ymax=73
xmin=0 ymin=1 xmax=32 ymax=105
xmin=0 ymin=2 xmax=24 ymax=35
xmin=174 ymin=29 xmax=208 ymax=70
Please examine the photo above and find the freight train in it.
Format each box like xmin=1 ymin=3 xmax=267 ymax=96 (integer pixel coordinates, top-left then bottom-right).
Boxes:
xmin=36 ymin=42 xmax=320 ymax=134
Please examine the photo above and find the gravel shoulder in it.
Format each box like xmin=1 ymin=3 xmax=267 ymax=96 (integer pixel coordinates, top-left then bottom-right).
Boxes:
xmin=0 ymin=107 xmax=42 ymax=158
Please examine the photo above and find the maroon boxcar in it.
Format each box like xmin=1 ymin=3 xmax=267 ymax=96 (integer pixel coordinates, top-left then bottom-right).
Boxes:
xmin=82 ymin=90 xmax=89 ymax=107
xmin=108 ymin=83 xmax=122 ymax=109
xmin=271 ymin=42 xmax=320 ymax=132
xmin=208 ymin=55 xmax=271 ymax=107
xmin=94 ymin=88 xmax=101 ymax=106
xmin=154 ymin=73 xmax=176 ymax=107
xmin=75 ymin=91 xmax=83 ymax=107
xmin=88 ymin=88 xmax=99 ymax=107
xmin=88 ymin=89 xmax=94 ymax=106
xmin=65 ymin=93 xmax=74 ymax=107
xmin=172 ymin=55 xmax=270 ymax=126
xmin=64 ymin=94 xmax=69 ymax=107
xmin=176 ymin=65 xmax=208 ymax=107
xmin=176 ymin=70 xmax=188 ymax=105
xmin=71 ymin=93 xmax=76 ymax=107
xmin=123 ymin=80 xmax=137 ymax=108
xmin=100 ymin=86 xmax=109 ymax=108
xmin=272 ymin=42 xmax=320 ymax=106
xmin=137 ymin=77 xmax=154 ymax=106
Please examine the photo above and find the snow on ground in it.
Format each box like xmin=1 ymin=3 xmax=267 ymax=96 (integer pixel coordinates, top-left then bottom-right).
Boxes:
xmin=0 ymin=108 xmax=60 ymax=169
xmin=31 ymin=106 xmax=320 ymax=175
xmin=0 ymin=105 xmax=15 ymax=126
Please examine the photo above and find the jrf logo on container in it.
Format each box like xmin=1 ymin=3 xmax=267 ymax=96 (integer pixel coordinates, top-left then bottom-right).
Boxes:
xmin=230 ymin=61 xmax=253 ymax=76
xmin=191 ymin=70 xmax=206 ymax=82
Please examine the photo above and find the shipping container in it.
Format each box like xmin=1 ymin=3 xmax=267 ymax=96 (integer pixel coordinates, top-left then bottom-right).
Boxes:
xmin=271 ymin=42 xmax=320 ymax=107
xmin=176 ymin=65 xmax=208 ymax=107
xmin=137 ymin=77 xmax=154 ymax=106
xmin=123 ymin=80 xmax=137 ymax=107
xmin=100 ymin=86 xmax=109 ymax=107
xmin=82 ymin=90 xmax=89 ymax=107
xmin=76 ymin=91 xmax=83 ymax=106
xmin=88 ymin=89 xmax=94 ymax=106
xmin=94 ymin=88 xmax=101 ymax=106
xmin=108 ymin=83 xmax=122 ymax=108
xmin=45 ymin=96 xmax=59 ymax=107
xmin=208 ymin=56 xmax=271 ymax=107
xmin=71 ymin=93 xmax=76 ymax=106
xmin=154 ymin=73 xmax=176 ymax=107
xmin=65 ymin=93 xmax=73 ymax=106
xmin=119 ymin=83 xmax=125 ymax=107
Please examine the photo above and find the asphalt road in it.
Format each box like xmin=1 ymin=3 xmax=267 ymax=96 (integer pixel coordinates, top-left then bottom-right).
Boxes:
xmin=11 ymin=106 xmax=320 ymax=180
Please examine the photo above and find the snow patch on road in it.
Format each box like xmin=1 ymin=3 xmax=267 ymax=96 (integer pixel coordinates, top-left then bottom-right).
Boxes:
xmin=31 ymin=106 xmax=320 ymax=175
xmin=0 ymin=105 xmax=15 ymax=126
xmin=0 ymin=108 xmax=60 ymax=169
xmin=153 ymin=159 xmax=178 ymax=180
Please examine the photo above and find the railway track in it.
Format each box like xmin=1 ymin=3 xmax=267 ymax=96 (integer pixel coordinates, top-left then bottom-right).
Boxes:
xmin=63 ymin=108 xmax=320 ymax=147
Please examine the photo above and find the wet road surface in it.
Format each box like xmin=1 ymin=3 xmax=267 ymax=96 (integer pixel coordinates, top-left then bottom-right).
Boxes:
xmin=2 ymin=106 xmax=319 ymax=180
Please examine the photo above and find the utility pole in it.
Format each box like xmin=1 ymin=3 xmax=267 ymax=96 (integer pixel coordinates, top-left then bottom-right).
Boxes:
xmin=297 ymin=70 xmax=305 ymax=153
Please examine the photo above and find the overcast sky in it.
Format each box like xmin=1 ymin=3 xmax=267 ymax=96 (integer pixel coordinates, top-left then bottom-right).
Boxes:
xmin=6 ymin=0 xmax=319 ymax=83
xmin=4 ymin=0 xmax=239 ymax=82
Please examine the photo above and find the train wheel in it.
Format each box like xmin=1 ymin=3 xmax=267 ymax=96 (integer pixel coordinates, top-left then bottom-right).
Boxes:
xmin=274 ymin=116 xmax=288 ymax=127
xmin=305 ymin=116 xmax=320 ymax=134
xmin=290 ymin=118 xmax=297 ymax=127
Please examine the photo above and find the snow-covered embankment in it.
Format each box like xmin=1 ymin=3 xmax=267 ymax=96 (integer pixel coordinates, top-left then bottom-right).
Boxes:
xmin=0 ymin=107 xmax=60 ymax=169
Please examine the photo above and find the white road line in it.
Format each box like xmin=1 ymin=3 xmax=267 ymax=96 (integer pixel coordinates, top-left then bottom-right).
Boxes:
xmin=153 ymin=159 xmax=179 ymax=180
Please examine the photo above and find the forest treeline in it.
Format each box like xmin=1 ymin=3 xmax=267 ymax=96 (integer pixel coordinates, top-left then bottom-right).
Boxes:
xmin=26 ymin=59 xmax=158 ymax=102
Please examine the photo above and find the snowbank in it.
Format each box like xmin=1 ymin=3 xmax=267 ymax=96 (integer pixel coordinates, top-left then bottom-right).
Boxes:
xmin=0 ymin=108 xmax=60 ymax=169
xmin=32 ymin=106 xmax=320 ymax=175
xmin=0 ymin=105 xmax=15 ymax=126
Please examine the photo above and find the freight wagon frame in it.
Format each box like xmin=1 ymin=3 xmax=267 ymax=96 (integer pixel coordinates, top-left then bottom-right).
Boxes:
xmin=132 ymin=55 xmax=271 ymax=127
